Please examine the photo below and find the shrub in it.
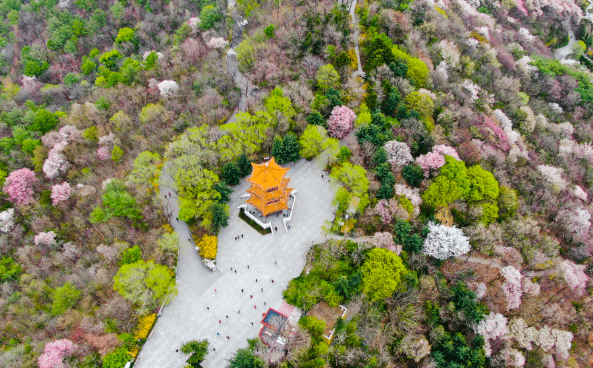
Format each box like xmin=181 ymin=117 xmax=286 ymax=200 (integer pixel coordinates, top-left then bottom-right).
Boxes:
xmin=135 ymin=314 xmax=157 ymax=340
xmin=198 ymin=235 xmax=217 ymax=259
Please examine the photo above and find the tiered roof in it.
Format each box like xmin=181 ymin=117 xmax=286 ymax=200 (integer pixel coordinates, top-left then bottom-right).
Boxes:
xmin=246 ymin=158 xmax=292 ymax=216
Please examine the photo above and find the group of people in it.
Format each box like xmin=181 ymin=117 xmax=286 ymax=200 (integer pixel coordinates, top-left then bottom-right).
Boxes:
xmin=234 ymin=234 xmax=244 ymax=240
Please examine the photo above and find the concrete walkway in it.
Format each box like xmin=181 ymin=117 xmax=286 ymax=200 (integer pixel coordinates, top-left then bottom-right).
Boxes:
xmin=347 ymin=0 xmax=365 ymax=77
xmin=135 ymin=159 xmax=336 ymax=368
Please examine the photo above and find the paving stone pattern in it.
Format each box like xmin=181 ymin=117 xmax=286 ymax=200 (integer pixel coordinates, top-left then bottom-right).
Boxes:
xmin=135 ymin=159 xmax=336 ymax=368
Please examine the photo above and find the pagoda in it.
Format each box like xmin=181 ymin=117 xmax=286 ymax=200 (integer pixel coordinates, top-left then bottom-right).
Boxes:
xmin=246 ymin=157 xmax=293 ymax=216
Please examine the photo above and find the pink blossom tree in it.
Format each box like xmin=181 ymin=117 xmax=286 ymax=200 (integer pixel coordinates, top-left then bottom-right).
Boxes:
xmin=35 ymin=231 xmax=57 ymax=247
xmin=475 ymin=312 xmax=509 ymax=357
xmin=327 ymin=106 xmax=356 ymax=139
xmin=501 ymin=265 xmax=523 ymax=310
xmin=38 ymin=339 xmax=77 ymax=368
xmin=394 ymin=184 xmax=422 ymax=215
xmin=51 ymin=182 xmax=71 ymax=206
xmin=373 ymin=232 xmax=401 ymax=254
xmin=415 ymin=151 xmax=446 ymax=177
xmin=383 ymin=140 xmax=413 ymax=166
xmin=422 ymin=222 xmax=470 ymax=259
xmin=432 ymin=145 xmax=460 ymax=160
xmin=3 ymin=168 xmax=37 ymax=205
xmin=374 ymin=198 xmax=408 ymax=224
xmin=559 ymin=259 xmax=589 ymax=296
xmin=97 ymin=147 xmax=110 ymax=161
xmin=43 ymin=141 xmax=70 ymax=179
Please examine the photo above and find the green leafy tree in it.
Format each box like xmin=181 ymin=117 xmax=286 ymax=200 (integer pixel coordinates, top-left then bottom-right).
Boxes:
xmin=199 ymin=5 xmax=221 ymax=30
xmin=451 ymin=282 xmax=486 ymax=323
xmin=63 ymin=72 xmax=81 ymax=86
xmin=264 ymin=87 xmax=296 ymax=127
xmin=431 ymin=332 xmax=486 ymax=368
xmin=88 ymin=9 xmax=107 ymax=34
xmin=115 ymin=27 xmax=136 ymax=44
xmin=403 ymin=164 xmax=424 ymax=187
xmin=337 ymin=146 xmax=352 ymax=162
xmin=360 ymin=248 xmax=406 ymax=301
xmin=307 ymin=111 xmax=326 ymax=126
xmin=113 ymin=260 xmax=175 ymax=315
xmin=316 ymin=64 xmax=340 ymax=91
xmin=299 ymin=316 xmax=326 ymax=338
xmin=90 ymin=180 xmax=143 ymax=225
xmin=102 ymin=347 xmax=129 ymax=368
xmin=263 ymin=24 xmax=275 ymax=38
xmin=363 ymin=33 xmax=395 ymax=72
xmin=173 ymin=161 xmax=221 ymax=226
xmin=497 ymin=185 xmax=518 ymax=220
xmin=181 ymin=339 xmax=209 ymax=367
xmin=236 ymin=39 xmax=255 ymax=72
xmin=222 ymin=162 xmax=242 ymax=186
xmin=21 ymin=138 xmax=41 ymax=155
xmin=479 ymin=202 xmax=499 ymax=225
xmin=423 ymin=156 xmax=470 ymax=208
xmin=51 ymin=282 xmax=81 ymax=315
xmin=228 ymin=348 xmax=265 ymax=368
xmin=299 ymin=125 xmax=335 ymax=160
xmin=0 ymin=257 xmax=22 ymax=283
xmin=129 ymin=151 xmax=161 ymax=191
xmin=30 ymin=109 xmax=59 ymax=134
xmin=393 ymin=220 xmax=423 ymax=253
xmin=81 ymin=58 xmax=97 ymax=75
xmin=467 ymin=165 xmax=499 ymax=203
xmin=272 ymin=135 xmax=300 ymax=164
xmin=330 ymin=163 xmax=369 ymax=199
xmin=100 ymin=49 xmax=122 ymax=71
xmin=110 ymin=1 xmax=125 ymax=22
xmin=158 ymin=232 xmax=179 ymax=253
xmin=111 ymin=145 xmax=124 ymax=162
xmin=214 ymin=182 xmax=232 ymax=204
xmin=210 ymin=203 xmax=229 ymax=233
xmin=236 ymin=153 xmax=252 ymax=177
xmin=120 ymin=245 xmax=142 ymax=265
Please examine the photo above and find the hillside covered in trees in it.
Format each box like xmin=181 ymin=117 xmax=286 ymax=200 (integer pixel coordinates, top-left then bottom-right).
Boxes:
xmin=0 ymin=0 xmax=592 ymax=367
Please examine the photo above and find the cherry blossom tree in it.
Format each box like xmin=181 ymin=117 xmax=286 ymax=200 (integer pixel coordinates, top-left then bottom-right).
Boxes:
xmin=51 ymin=182 xmax=71 ymax=206
xmin=157 ymin=80 xmax=179 ymax=97
xmin=551 ymin=329 xmax=573 ymax=360
xmin=422 ymin=222 xmax=470 ymax=259
xmin=374 ymin=198 xmax=408 ymax=223
xmin=327 ymin=106 xmax=356 ymax=139
xmin=207 ymin=37 xmax=229 ymax=49
xmin=432 ymin=145 xmax=460 ymax=160
xmin=415 ymin=151 xmax=445 ymax=177
xmin=556 ymin=207 xmax=591 ymax=235
xmin=0 ymin=208 xmax=15 ymax=233
xmin=559 ymin=259 xmax=589 ymax=296
xmin=537 ymin=325 xmax=555 ymax=352
xmin=475 ymin=312 xmax=509 ymax=357
xmin=508 ymin=318 xmax=538 ymax=351
xmin=501 ymin=265 xmax=523 ymax=310
xmin=3 ymin=168 xmax=37 ymax=205
xmin=43 ymin=141 xmax=70 ymax=179
xmin=537 ymin=165 xmax=568 ymax=189
xmin=38 ymin=339 xmax=77 ymax=368
xmin=474 ymin=282 xmax=487 ymax=299
xmin=97 ymin=147 xmax=110 ymax=161
xmin=187 ymin=17 xmax=201 ymax=32
xmin=62 ymin=242 xmax=79 ymax=260
xmin=96 ymin=244 xmax=121 ymax=262
xmin=521 ymin=277 xmax=540 ymax=296
xmin=35 ymin=231 xmax=57 ymax=247
xmin=383 ymin=140 xmax=412 ymax=166
xmin=373 ymin=232 xmax=401 ymax=254
xmin=394 ymin=184 xmax=422 ymax=215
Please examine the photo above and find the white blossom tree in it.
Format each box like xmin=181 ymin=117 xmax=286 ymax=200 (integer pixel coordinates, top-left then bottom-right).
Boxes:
xmin=501 ymin=265 xmax=523 ymax=310
xmin=384 ymin=140 xmax=413 ymax=166
xmin=0 ymin=208 xmax=15 ymax=233
xmin=157 ymin=80 xmax=179 ymax=97
xmin=422 ymin=222 xmax=470 ymax=259
xmin=475 ymin=312 xmax=509 ymax=357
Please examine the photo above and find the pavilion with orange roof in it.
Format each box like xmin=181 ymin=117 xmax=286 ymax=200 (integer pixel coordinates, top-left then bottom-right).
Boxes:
xmin=246 ymin=157 xmax=293 ymax=217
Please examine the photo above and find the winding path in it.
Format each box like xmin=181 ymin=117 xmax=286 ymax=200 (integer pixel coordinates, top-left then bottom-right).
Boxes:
xmin=346 ymin=0 xmax=364 ymax=77
xmin=554 ymin=20 xmax=577 ymax=61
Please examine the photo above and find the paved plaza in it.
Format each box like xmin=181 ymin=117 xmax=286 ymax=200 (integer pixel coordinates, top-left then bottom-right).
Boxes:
xmin=135 ymin=158 xmax=336 ymax=368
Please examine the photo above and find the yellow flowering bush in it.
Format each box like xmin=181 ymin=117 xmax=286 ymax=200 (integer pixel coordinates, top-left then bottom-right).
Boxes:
xmin=135 ymin=314 xmax=157 ymax=340
xmin=198 ymin=235 xmax=217 ymax=259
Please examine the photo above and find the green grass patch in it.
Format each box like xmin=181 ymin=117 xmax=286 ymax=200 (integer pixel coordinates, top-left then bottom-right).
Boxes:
xmin=239 ymin=208 xmax=272 ymax=235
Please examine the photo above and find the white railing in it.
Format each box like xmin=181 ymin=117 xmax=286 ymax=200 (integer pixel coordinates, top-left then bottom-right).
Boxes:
xmin=237 ymin=204 xmax=274 ymax=236
xmin=283 ymin=191 xmax=297 ymax=232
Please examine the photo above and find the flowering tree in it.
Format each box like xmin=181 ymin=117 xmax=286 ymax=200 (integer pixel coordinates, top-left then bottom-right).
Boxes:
xmin=0 ymin=208 xmax=15 ymax=233
xmin=433 ymin=145 xmax=460 ymax=160
xmin=373 ymin=232 xmax=401 ymax=254
xmin=51 ymin=182 xmax=71 ymax=206
xmin=415 ymin=151 xmax=445 ymax=177
xmin=38 ymin=339 xmax=77 ymax=368
xmin=437 ymin=40 xmax=460 ymax=67
xmin=62 ymin=243 xmax=79 ymax=260
xmin=97 ymin=147 xmax=110 ymax=161
xmin=559 ymin=259 xmax=589 ymax=296
xmin=537 ymin=165 xmax=567 ymax=189
xmin=521 ymin=277 xmax=540 ymax=296
xmin=187 ymin=17 xmax=201 ymax=32
xmin=3 ymin=168 xmax=37 ymax=205
xmin=422 ymin=222 xmax=470 ymax=259
xmin=394 ymin=184 xmax=422 ymax=215
xmin=327 ymin=105 xmax=356 ymax=139
xmin=374 ymin=198 xmax=408 ymax=223
xmin=384 ymin=140 xmax=412 ymax=166
xmin=35 ymin=231 xmax=57 ymax=247
xmin=551 ymin=329 xmax=573 ymax=360
xmin=96 ymin=244 xmax=121 ymax=262
xmin=43 ymin=141 xmax=70 ymax=179
xmin=508 ymin=318 xmax=538 ymax=350
xmin=207 ymin=37 xmax=229 ymax=49
xmin=157 ymin=80 xmax=179 ymax=97
xmin=501 ymin=265 xmax=522 ymax=310
xmin=475 ymin=312 xmax=509 ymax=357
xmin=556 ymin=207 xmax=591 ymax=235
xmin=398 ymin=335 xmax=431 ymax=363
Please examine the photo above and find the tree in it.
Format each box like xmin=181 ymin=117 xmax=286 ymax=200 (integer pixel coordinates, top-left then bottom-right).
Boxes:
xmin=51 ymin=282 xmax=81 ymax=315
xmin=181 ymin=340 xmax=209 ymax=367
xmin=431 ymin=332 xmax=485 ymax=368
xmin=498 ymin=186 xmax=518 ymax=220
xmin=384 ymin=140 xmax=413 ymax=166
xmin=450 ymin=282 xmax=486 ymax=323
xmin=38 ymin=339 xmax=77 ymax=368
xmin=272 ymin=135 xmax=301 ymax=164
xmin=99 ymin=49 xmax=122 ymax=71
xmin=222 ymin=162 xmax=242 ymax=186
xmin=422 ymin=156 xmax=470 ymax=208
xmin=475 ymin=313 xmax=509 ymax=357
xmin=31 ymin=109 xmax=59 ymax=134
xmin=3 ymin=168 xmax=37 ymax=205
xmin=363 ymin=33 xmax=395 ymax=72
xmin=158 ymin=232 xmax=179 ymax=253
xmin=34 ymin=231 xmax=57 ymax=247
xmin=0 ymin=256 xmax=22 ymax=283
xmin=113 ymin=260 xmax=175 ymax=315
xmin=228 ymin=348 xmax=265 ymax=368
xmin=51 ymin=182 xmax=71 ymax=206
xmin=111 ymin=145 xmax=124 ymax=162
xmin=422 ymin=222 xmax=470 ymax=259
xmin=316 ymin=64 xmax=340 ymax=91
xmin=403 ymin=164 xmax=423 ymax=187
xmin=120 ymin=245 xmax=142 ymax=265
xmin=129 ymin=151 xmax=161 ymax=190
xmin=327 ymin=105 xmax=356 ymax=139
xmin=559 ymin=260 xmax=589 ymax=296
xmin=198 ymin=235 xmax=217 ymax=259
xmin=200 ymin=5 xmax=221 ymax=30
xmin=236 ymin=153 xmax=252 ymax=177
xmin=360 ymin=248 xmax=407 ymax=301
xmin=43 ymin=141 xmax=69 ymax=179
xmin=467 ymin=165 xmax=499 ymax=203
xmin=299 ymin=125 xmax=335 ymax=160
xmin=115 ymin=27 xmax=136 ymax=45
xmin=210 ymin=203 xmax=229 ymax=233
xmin=330 ymin=163 xmax=369 ymax=199
xmin=90 ymin=181 xmax=143 ymax=225
xmin=102 ymin=347 xmax=129 ymax=368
